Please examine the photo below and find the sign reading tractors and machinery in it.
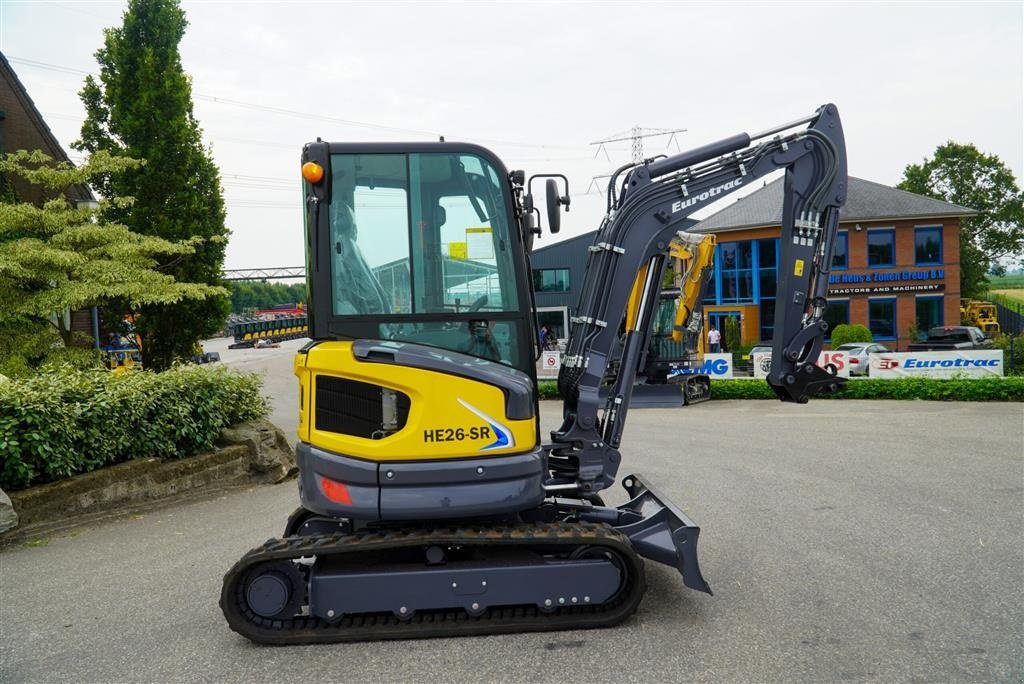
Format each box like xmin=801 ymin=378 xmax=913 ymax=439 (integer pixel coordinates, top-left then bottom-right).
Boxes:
xmin=868 ymin=350 xmax=1004 ymax=378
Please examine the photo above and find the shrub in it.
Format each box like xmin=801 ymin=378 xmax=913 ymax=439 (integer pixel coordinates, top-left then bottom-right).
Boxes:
xmin=723 ymin=317 xmax=741 ymax=353
xmin=991 ymin=333 xmax=1024 ymax=376
xmin=0 ymin=364 xmax=268 ymax=490
xmin=830 ymin=324 xmax=873 ymax=347
xmin=710 ymin=377 xmax=1024 ymax=401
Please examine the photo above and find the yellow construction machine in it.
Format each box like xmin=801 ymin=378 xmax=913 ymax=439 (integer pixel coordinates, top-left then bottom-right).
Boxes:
xmin=221 ymin=104 xmax=848 ymax=644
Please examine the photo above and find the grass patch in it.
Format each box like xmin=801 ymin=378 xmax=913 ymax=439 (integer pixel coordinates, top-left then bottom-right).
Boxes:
xmin=988 ymin=274 xmax=1024 ymax=289
xmin=993 ymin=289 xmax=1024 ymax=304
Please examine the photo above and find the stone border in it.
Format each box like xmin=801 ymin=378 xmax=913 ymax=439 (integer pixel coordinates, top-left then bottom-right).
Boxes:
xmin=1 ymin=419 xmax=295 ymax=541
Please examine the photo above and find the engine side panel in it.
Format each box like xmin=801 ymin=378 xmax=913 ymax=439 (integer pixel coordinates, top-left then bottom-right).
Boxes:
xmin=296 ymin=340 xmax=538 ymax=462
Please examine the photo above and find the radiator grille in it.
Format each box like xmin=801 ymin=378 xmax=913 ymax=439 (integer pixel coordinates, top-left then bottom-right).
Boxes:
xmin=315 ymin=376 xmax=410 ymax=439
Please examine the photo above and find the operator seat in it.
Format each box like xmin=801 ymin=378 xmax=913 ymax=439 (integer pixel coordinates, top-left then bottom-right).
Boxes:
xmin=330 ymin=202 xmax=391 ymax=315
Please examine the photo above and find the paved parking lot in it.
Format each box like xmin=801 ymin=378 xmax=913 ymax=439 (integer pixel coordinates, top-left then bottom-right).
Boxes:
xmin=2 ymin=343 xmax=1022 ymax=682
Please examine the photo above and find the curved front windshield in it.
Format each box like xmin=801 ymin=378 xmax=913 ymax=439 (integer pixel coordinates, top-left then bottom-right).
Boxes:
xmin=327 ymin=151 xmax=523 ymax=366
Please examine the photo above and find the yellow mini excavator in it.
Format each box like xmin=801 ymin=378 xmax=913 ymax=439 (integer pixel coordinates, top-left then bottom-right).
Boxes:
xmin=221 ymin=104 xmax=848 ymax=643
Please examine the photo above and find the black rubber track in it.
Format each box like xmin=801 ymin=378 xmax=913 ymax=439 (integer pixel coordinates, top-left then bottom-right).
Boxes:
xmin=220 ymin=521 xmax=646 ymax=644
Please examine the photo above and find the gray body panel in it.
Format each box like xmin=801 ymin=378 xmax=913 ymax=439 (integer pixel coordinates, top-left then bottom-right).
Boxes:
xmin=296 ymin=442 xmax=546 ymax=522
xmin=309 ymin=557 xmax=619 ymax=619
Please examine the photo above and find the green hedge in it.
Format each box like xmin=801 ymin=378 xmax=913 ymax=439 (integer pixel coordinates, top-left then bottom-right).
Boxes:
xmin=0 ymin=364 xmax=269 ymax=490
xmin=710 ymin=377 xmax=1024 ymax=401
xmin=538 ymin=377 xmax=1024 ymax=402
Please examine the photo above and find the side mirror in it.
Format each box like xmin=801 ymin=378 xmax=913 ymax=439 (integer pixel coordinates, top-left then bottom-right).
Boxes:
xmin=529 ymin=174 xmax=570 ymax=235
xmin=545 ymin=178 xmax=571 ymax=234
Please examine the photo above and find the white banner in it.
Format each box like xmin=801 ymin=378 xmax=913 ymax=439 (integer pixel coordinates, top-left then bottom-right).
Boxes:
xmin=668 ymin=353 xmax=733 ymax=379
xmin=752 ymin=350 xmax=850 ymax=379
xmin=868 ymin=350 xmax=1004 ymax=378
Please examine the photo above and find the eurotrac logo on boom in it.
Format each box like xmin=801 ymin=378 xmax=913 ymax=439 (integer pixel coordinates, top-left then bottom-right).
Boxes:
xmin=672 ymin=179 xmax=743 ymax=213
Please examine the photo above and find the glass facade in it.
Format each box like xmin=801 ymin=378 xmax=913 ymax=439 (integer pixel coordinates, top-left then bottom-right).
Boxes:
xmin=697 ymin=223 xmax=950 ymax=348
xmin=757 ymin=238 xmax=778 ymax=341
xmin=718 ymin=241 xmax=754 ymax=304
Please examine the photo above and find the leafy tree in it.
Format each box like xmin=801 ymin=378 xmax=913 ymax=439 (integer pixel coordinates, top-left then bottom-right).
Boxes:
xmin=830 ymin=323 xmax=873 ymax=347
xmin=0 ymin=150 xmax=225 ymax=376
xmin=897 ymin=142 xmax=1024 ymax=298
xmin=73 ymin=0 xmax=230 ymax=369
xmin=229 ymin=281 xmax=306 ymax=313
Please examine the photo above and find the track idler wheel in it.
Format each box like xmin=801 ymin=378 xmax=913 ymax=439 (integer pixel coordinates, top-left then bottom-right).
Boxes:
xmin=243 ymin=561 xmax=305 ymax=619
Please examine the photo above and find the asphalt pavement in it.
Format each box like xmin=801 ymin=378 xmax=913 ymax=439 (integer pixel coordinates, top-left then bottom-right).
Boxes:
xmin=1 ymin=342 xmax=1022 ymax=682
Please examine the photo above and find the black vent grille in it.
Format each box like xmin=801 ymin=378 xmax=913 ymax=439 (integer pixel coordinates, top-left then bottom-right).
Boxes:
xmin=315 ymin=376 xmax=410 ymax=438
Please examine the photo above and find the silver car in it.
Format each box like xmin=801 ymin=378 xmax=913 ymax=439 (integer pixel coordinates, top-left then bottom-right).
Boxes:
xmin=836 ymin=342 xmax=890 ymax=376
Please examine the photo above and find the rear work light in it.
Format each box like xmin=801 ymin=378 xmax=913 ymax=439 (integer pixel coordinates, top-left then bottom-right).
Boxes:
xmin=320 ymin=476 xmax=353 ymax=505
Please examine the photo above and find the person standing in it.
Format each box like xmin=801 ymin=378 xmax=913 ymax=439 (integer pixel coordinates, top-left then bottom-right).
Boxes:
xmin=708 ymin=324 xmax=721 ymax=353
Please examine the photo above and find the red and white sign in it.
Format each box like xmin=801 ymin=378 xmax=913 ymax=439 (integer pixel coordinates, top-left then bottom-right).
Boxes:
xmin=751 ymin=350 xmax=849 ymax=379
xmin=541 ymin=351 xmax=561 ymax=371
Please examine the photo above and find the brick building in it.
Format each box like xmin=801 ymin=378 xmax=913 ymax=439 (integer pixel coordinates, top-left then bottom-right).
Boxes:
xmin=693 ymin=177 xmax=977 ymax=350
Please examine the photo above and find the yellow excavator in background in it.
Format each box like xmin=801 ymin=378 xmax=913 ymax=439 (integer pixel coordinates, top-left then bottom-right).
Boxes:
xmin=618 ymin=231 xmax=717 ymax=406
xmin=221 ymin=104 xmax=848 ymax=644
xmin=962 ymin=299 xmax=1001 ymax=335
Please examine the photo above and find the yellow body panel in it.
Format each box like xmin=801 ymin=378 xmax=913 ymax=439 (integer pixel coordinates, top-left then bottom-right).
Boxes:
xmin=624 ymin=264 xmax=649 ymax=332
xmin=295 ymin=341 xmax=537 ymax=462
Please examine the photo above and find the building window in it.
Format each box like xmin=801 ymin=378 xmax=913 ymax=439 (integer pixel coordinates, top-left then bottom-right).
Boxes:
xmin=532 ymin=268 xmax=570 ymax=292
xmin=867 ymin=229 xmax=895 ymax=267
xmin=756 ymin=238 xmax=779 ymax=340
xmin=823 ymin=300 xmax=850 ymax=338
xmin=869 ymin=298 xmax=897 ymax=339
xmin=915 ymin=295 xmax=943 ymax=332
xmin=832 ymin=232 xmax=848 ymax=270
xmin=914 ymin=226 xmax=942 ymax=265
xmin=718 ymin=241 xmax=754 ymax=304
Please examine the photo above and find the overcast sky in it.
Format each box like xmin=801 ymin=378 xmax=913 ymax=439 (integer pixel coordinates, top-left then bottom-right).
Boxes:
xmin=2 ymin=1 xmax=1022 ymax=270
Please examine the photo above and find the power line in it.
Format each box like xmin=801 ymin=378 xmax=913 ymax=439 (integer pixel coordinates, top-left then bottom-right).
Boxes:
xmin=9 ymin=55 xmax=586 ymax=150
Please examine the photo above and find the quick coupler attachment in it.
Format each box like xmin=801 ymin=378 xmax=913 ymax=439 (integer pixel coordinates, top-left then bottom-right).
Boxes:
xmin=576 ymin=473 xmax=712 ymax=595
xmin=768 ymin=363 xmax=848 ymax=404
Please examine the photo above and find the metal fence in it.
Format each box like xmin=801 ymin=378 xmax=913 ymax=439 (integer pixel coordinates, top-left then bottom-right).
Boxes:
xmin=993 ymin=297 xmax=1024 ymax=336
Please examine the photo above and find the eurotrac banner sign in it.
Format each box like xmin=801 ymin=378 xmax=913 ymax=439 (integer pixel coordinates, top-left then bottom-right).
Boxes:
xmin=751 ymin=350 xmax=850 ymax=379
xmin=868 ymin=350 xmax=1004 ymax=378
xmin=668 ymin=353 xmax=733 ymax=379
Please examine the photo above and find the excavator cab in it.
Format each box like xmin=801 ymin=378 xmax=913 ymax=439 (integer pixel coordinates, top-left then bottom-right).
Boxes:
xmin=301 ymin=144 xmax=537 ymax=373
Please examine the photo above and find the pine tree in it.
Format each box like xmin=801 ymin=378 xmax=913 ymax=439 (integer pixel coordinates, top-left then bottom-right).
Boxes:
xmin=73 ymin=0 xmax=230 ymax=369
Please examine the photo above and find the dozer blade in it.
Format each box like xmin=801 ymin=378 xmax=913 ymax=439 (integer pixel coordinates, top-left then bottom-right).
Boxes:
xmin=613 ymin=473 xmax=712 ymax=595
xmin=626 ymin=383 xmax=684 ymax=408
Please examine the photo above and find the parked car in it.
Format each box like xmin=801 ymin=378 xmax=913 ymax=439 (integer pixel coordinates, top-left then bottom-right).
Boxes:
xmin=907 ymin=326 xmax=993 ymax=352
xmin=835 ymin=342 xmax=890 ymax=376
